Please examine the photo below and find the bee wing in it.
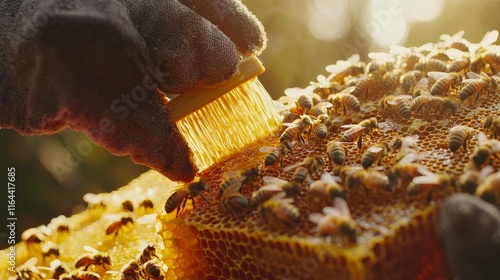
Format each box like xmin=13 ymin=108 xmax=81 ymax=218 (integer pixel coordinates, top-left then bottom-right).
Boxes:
xmin=440 ymin=30 xmax=465 ymax=42
xmin=83 ymin=193 xmax=102 ymax=204
xmin=390 ymin=44 xmax=410 ymax=55
xmin=479 ymin=30 xmax=499 ymax=46
xmin=339 ymin=86 xmax=356 ymax=95
xmin=313 ymin=101 xmax=333 ymax=109
xmin=479 ymin=165 xmax=495 ymax=181
xmin=263 ymin=176 xmax=289 ymax=185
xmin=322 ymin=206 xmax=343 ymax=217
xmin=83 ymin=245 xmax=100 ymax=254
xmin=368 ymin=146 xmax=384 ymax=153
xmin=445 ymin=48 xmax=465 ymax=60
xmin=342 ymin=126 xmax=366 ymax=137
xmin=282 ymin=122 xmax=298 ymax=128
xmin=320 ymin=172 xmax=342 ymax=184
xmin=283 ymin=161 xmax=306 ymax=172
xmin=412 ymin=174 xmax=440 ymax=185
xmin=427 ymin=71 xmax=450 ymax=80
xmin=259 ymin=146 xmax=279 ymax=153
xmin=491 ymin=140 xmax=500 ymax=154
xmin=416 ymin=167 xmax=437 ymax=178
xmin=24 ymin=257 xmax=39 ymax=267
xmin=272 ymin=192 xmax=293 ymax=202
xmin=477 ymin=131 xmax=488 ymax=145
xmin=414 ymin=77 xmax=429 ymax=89
xmin=368 ymin=52 xmax=396 ymax=62
xmin=397 ymin=152 xmax=419 ymax=164
xmin=222 ymin=170 xmax=243 ymax=179
xmin=395 ymin=95 xmax=413 ymax=100
xmin=308 ymin=213 xmax=325 ymax=224
xmin=466 ymin=71 xmax=483 ymax=80
xmin=417 ymin=42 xmax=434 ymax=52
xmin=259 ymin=185 xmax=284 ymax=192
xmin=325 ymin=63 xmax=340 ymax=73
xmin=333 ymin=197 xmax=351 ymax=216
xmin=273 ymin=100 xmax=289 ymax=112
xmin=285 ymin=87 xmax=311 ymax=98
xmin=50 ymin=259 xmax=63 ymax=270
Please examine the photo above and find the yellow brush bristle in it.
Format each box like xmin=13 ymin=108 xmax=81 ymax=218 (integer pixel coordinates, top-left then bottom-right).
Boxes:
xmin=166 ymin=57 xmax=282 ymax=170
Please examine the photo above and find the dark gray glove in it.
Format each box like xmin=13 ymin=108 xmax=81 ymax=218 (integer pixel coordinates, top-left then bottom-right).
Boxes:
xmin=438 ymin=194 xmax=500 ymax=280
xmin=0 ymin=0 xmax=266 ymax=182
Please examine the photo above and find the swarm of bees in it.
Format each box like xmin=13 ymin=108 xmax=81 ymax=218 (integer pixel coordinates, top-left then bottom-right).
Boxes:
xmin=176 ymin=30 xmax=500 ymax=250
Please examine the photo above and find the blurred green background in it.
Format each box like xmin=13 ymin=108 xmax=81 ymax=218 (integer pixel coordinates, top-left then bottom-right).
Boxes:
xmin=1 ymin=0 xmax=500 ymax=249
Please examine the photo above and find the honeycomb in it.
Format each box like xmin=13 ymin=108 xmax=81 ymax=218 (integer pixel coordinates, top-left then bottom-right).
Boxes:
xmin=2 ymin=31 xmax=500 ymax=279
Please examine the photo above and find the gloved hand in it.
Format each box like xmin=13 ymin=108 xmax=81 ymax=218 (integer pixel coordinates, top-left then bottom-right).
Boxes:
xmin=0 ymin=0 xmax=266 ymax=182
xmin=437 ymin=193 xmax=500 ymax=280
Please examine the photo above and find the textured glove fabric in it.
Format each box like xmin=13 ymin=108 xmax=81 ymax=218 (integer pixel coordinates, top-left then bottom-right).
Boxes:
xmin=438 ymin=194 xmax=500 ymax=280
xmin=0 ymin=0 xmax=266 ymax=182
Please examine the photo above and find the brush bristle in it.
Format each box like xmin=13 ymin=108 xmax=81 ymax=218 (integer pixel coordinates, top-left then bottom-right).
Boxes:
xmin=175 ymin=78 xmax=281 ymax=171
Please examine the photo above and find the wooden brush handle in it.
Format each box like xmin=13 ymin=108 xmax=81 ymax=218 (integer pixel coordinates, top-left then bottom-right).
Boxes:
xmin=165 ymin=56 xmax=265 ymax=122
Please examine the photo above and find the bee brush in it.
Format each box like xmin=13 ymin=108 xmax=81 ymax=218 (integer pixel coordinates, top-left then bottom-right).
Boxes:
xmin=164 ymin=56 xmax=282 ymax=171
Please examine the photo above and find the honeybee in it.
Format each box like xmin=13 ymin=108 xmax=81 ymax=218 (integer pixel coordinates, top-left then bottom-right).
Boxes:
xmin=283 ymin=87 xmax=314 ymax=114
xmin=258 ymin=196 xmax=301 ymax=226
xmin=250 ymin=186 xmax=286 ymax=208
xmin=471 ymin=51 xmax=500 ymax=74
xmin=75 ymin=248 xmax=112 ymax=271
xmin=164 ymin=178 xmax=209 ymax=217
xmin=345 ymin=169 xmax=391 ymax=194
xmin=261 ymin=141 xmax=293 ymax=167
xmin=220 ymin=191 xmax=249 ymax=215
xmin=48 ymin=259 xmax=70 ymax=280
xmin=327 ymin=86 xmax=361 ymax=116
xmin=311 ymin=117 xmax=329 ymax=139
xmin=448 ymin=125 xmax=475 ymax=152
xmin=120 ymin=261 xmax=141 ymax=280
xmin=448 ymin=56 xmax=471 ymax=73
xmin=366 ymin=52 xmax=395 ymax=76
xmin=308 ymin=197 xmax=357 ymax=243
xmin=326 ymin=141 xmax=347 ymax=166
xmin=459 ymin=72 xmax=497 ymax=105
xmin=263 ymin=176 xmax=301 ymax=196
xmin=341 ymin=117 xmax=379 ymax=148
xmin=106 ymin=216 xmax=134 ymax=236
xmin=326 ymin=53 xmax=366 ymax=84
xmin=15 ymin=257 xmax=46 ymax=280
xmin=470 ymin=132 xmax=500 ymax=169
xmin=280 ymin=115 xmax=313 ymax=143
xmin=142 ymin=259 xmax=166 ymax=280
xmin=415 ymin=58 xmax=448 ymax=73
xmin=284 ymin=156 xmax=325 ymax=183
xmin=361 ymin=142 xmax=392 ymax=169
xmin=410 ymin=92 xmax=459 ymax=117
xmin=393 ymin=135 xmax=420 ymax=163
xmin=482 ymin=115 xmax=500 ymax=139
xmin=459 ymin=165 xmax=494 ymax=194
xmin=308 ymin=101 xmax=333 ymax=118
xmin=427 ymin=71 xmax=462 ymax=96
xmin=399 ymin=70 xmax=423 ymax=93
xmin=83 ymin=193 xmax=107 ymax=212
xmin=308 ymin=172 xmax=347 ymax=204
xmin=225 ymin=166 xmax=262 ymax=188
xmin=351 ymin=75 xmax=374 ymax=100
xmin=121 ymin=200 xmax=134 ymax=212
xmin=138 ymin=244 xmax=160 ymax=265
xmin=390 ymin=43 xmax=431 ymax=71
xmin=475 ymin=170 xmax=500 ymax=208
xmin=219 ymin=177 xmax=248 ymax=215
xmin=41 ymin=241 xmax=60 ymax=262
xmin=60 ymin=271 xmax=101 ymax=280
xmin=388 ymin=162 xmax=426 ymax=189
xmin=139 ymin=199 xmax=154 ymax=212
xmin=379 ymin=95 xmax=412 ymax=119
xmin=21 ymin=226 xmax=50 ymax=254
xmin=438 ymin=30 xmax=470 ymax=52
xmin=407 ymin=168 xmax=457 ymax=202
